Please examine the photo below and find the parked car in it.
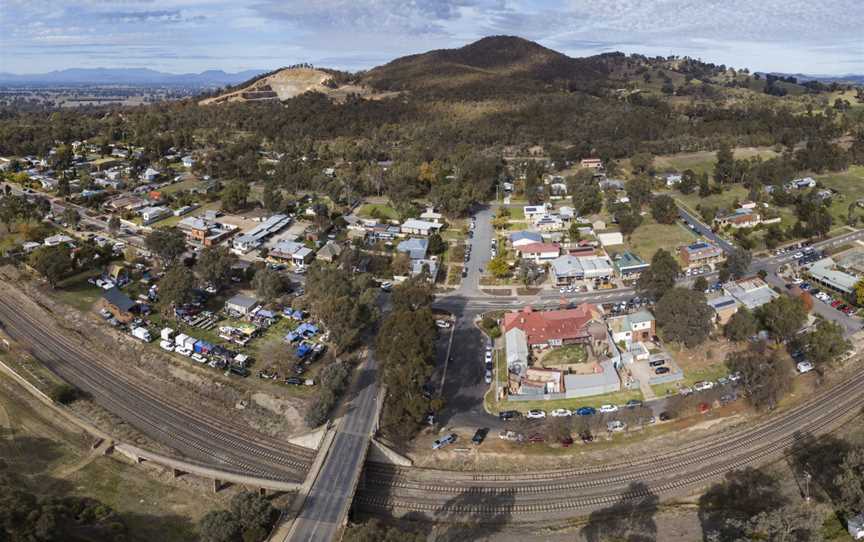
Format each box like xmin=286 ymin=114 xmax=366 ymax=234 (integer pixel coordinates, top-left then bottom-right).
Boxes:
xmin=471 ymin=428 xmax=489 ymax=445
xmin=484 ymin=351 xmax=493 ymax=363
xmin=484 ymin=370 xmax=492 ymax=384
xmin=498 ymin=430 xmax=522 ymax=442
xmin=191 ymin=353 xmax=207 ymax=364
xmin=598 ymin=404 xmax=618 ymax=414
xmin=435 ymin=319 xmax=452 ymax=329
xmin=526 ymin=409 xmax=546 ymax=419
xmin=550 ymin=408 xmax=572 ymax=417
xmin=625 ymin=399 xmax=643 ymax=408
xmin=176 ymin=347 xmax=192 ymax=357
xmin=694 ymin=381 xmax=715 ymax=392
xmin=158 ymin=340 xmax=174 ymax=352
xmin=579 ymin=431 xmax=594 ymax=443
xmin=607 ymin=420 xmax=626 ymax=432
xmin=432 ymin=434 xmax=457 ymax=450
xmin=576 ymin=407 xmax=596 ymax=416
xmin=796 ymin=360 xmax=815 ymax=374
xmin=380 ymin=281 xmax=393 ymax=292
xmin=649 ymin=359 xmax=665 ymax=368
xmin=659 ymin=411 xmax=673 ymax=422
xmin=526 ymin=433 xmax=545 ymax=443
xmin=499 ymin=410 xmax=521 ymax=421
xmin=699 ymin=402 xmax=711 ymax=414
xmin=728 ymin=371 xmax=742 ymax=383
xmin=655 ymin=367 xmax=670 ymax=375
xmin=679 ymin=386 xmax=694 ymax=396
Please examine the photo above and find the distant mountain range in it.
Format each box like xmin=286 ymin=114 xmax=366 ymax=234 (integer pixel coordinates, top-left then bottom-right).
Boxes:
xmin=769 ymin=72 xmax=864 ymax=85
xmin=0 ymin=68 xmax=266 ymax=87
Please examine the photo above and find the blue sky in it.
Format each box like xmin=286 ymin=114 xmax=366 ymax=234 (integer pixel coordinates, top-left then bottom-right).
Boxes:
xmin=2 ymin=0 xmax=863 ymax=75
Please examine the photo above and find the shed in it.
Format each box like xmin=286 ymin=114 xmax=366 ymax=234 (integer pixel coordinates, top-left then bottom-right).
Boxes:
xmin=225 ymin=294 xmax=259 ymax=316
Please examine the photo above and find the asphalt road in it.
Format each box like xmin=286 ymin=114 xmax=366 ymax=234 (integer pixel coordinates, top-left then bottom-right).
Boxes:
xmin=288 ymin=353 xmax=380 ymax=541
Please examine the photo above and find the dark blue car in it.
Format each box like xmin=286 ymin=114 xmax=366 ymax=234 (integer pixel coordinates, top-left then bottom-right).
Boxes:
xmin=576 ymin=407 xmax=596 ymax=416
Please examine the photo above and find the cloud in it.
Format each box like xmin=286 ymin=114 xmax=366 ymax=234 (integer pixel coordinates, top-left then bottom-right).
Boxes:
xmin=1 ymin=0 xmax=862 ymax=74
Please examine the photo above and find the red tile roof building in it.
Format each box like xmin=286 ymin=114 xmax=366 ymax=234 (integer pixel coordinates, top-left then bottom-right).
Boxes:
xmin=503 ymin=304 xmax=601 ymax=347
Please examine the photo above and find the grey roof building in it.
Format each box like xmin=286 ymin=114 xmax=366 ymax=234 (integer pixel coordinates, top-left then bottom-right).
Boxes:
xmin=722 ymin=277 xmax=779 ymax=310
xmin=397 ymin=238 xmax=429 ymax=260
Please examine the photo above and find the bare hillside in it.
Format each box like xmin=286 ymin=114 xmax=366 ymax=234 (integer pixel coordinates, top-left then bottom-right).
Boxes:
xmin=199 ymin=67 xmax=393 ymax=105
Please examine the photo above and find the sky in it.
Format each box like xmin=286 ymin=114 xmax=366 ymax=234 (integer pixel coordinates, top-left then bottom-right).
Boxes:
xmin=1 ymin=0 xmax=863 ymax=75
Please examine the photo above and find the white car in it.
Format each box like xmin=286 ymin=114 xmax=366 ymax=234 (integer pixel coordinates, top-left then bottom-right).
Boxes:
xmin=694 ymin=381 xmax=715 ymax=392
xmin=380 ymin=281 xmax=393 ymax=292
xmin=176 ymin=347 xmax=192 ymax=357
xmin=526 ymin=409 xmax=546 ymax=419
xmin=435 ymin=320 xmax=452 ymax=329
xmin=607 ymin=420 xmax=627 ymax=432
xmin=550 ymin=408 xmax=572 ymax=417
xmin=728 ymin=372 xmax=742 ymax=382
xmin=794 ymin=252 xmax=804 ymax=259
xmin=598 ymin=404 xmax=618 ymax=414
xmin=484 ymin=370 xmax=492 ymax=384
xmin=191 ymin=353 xmax=207 ymax=364
xmin=484 ymin=351 xmax=493 ymax=363
xmin=796 ymin=361 xmax=814 ymax=374
xmin=158 ymin=340 xmax=174 ymax=352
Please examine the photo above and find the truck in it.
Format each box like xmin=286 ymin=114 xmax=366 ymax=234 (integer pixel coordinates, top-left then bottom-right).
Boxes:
xmin=174 ymin=333 xmax=188 ymax=347
xmin=160 ymin=327 xmax=175 ymax=341
xmin=131 ymin=327 xmax=152 ymax=342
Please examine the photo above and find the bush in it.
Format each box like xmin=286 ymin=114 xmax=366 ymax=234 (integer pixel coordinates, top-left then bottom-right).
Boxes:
xmin=50 ymin=383 xmax=81 ymax=404
xmin=304 ymin=361 xmax=351 ymax=427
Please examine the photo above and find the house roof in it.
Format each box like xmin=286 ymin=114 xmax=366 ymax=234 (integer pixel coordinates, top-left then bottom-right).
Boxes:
xmin=551 ymin=255 xmax=613 ymax=277
xmin=563 ymin=359 xmax=619 ymax=392
xmin=608 ymin=310 xmax=654 ymax=334
xmin=397 ymin=238 xmax=429 ymax=260
xmin=613 ymin=251 xmax=649 ymax=271
xmin=503 ymin=304 xmax=599 ymax=346
xmin=317 ymin=241 xmax=342 ymax=259
xmin=401 ymin=218 xmax=440 ymax=231
xmin=225 ymin=294 xmax=258 ymax=310
xmin=102 ymin=287 xmax=136 ymax=313
xmin=807 ymin=257 xmax=858 ymax=294
xmin=708 ymin=295 xmax=739 ymax=311
xmin=509 ymin=231 xmax=543 ymax=244
xmin=723 ymin=277 xmax=779 ymax=310
xmin=514 ymin=242 xmax=559 ymax=255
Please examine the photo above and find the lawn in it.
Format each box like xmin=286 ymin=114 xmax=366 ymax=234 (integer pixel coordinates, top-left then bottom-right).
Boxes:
xmin=53 ymin=270 xmax=104 ymax=312
xmin=149 ymin=201 xmax=221 ymax=228
xmin=624 ymin=217 xmax=698 ymax=263
xmin=674 ymin=184 xmax=752 ymax=213
xmin=540 ymin=344 xmax=587 ymax=366
xmin=160 ymin=178 xmax=202 ymax=195
xmin=505 ymin=207 xmax=525 ymax=220
xmin=491 ymin=388 xmax=644 ymax=415
xmin=356 ymin=203 xmax=399 ymax=221
xmin=816 ymin=165 xmax=864 ymax=226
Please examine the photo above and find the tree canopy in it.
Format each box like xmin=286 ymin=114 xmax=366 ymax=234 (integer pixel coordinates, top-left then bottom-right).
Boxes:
xmin=654 ymin=288 xmax=714 ymax=347
xmin=637 ymin=249 xmax=681 ymax=300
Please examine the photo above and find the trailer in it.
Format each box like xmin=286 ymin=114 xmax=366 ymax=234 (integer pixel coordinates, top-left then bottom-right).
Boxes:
xmin=160 ymin=327 xmax=175 ymax=341
xmin=183 ymin=336 xmax=198 ymax=351
xmin=131 ymin=327 xmax=152 ymax=342
xmin=174 ymin=333 xmax=189 ymax=347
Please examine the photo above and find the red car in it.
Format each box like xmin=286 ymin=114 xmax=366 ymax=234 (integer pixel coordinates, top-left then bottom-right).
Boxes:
xmin=831 ymin=300 xmax=843 ymax=308
xmin=527 ymin=433 xmax=545 ymax=444
xmin=699 ymin=402 xmax=710 ymax=414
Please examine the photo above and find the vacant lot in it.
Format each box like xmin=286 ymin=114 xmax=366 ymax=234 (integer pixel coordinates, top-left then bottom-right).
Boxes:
xmin=356 ymin=203 xmax=399 ymax=221
xmin=624 ymin=218 xmax=697 ymax=263
xmin=647 ymin=147 xmax=780 ymax=176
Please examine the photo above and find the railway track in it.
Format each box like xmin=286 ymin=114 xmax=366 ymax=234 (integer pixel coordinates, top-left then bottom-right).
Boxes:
xmin=356 ymin=364 xmax=864 ymax=520
xmin=0 ymin=294 xmax=314 ymax=482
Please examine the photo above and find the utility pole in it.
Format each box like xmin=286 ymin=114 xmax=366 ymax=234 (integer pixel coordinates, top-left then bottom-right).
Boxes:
xmin=803 ymin=470 xmax=812 ymax=502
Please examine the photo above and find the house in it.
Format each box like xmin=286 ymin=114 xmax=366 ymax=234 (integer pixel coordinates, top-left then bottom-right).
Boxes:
xmin=140 ymin=167 xmax=160 ymax=182
xmin=178 ymin=217 xmax=237 ymax=247
xmin=514 ymin=242 xmax=560 ymax=263
xmin=716 ymin=208 xmax=762 ymax=229
xmin=43 ymin=234 xmax=74 ymax=247
xmin=806 ymin=257 xmax=858 ymax=295
xmin=562 ymin=359 xmax=621 ymax=398
xmin=513 ymin=368 xmax=563 ymax=396
xmin=503 ymin=304 xmax=601 ymax=349
xmin=93 ymin=177 xmax=125 ymax=190
xmin=410 ymin=259 xmax=439 ymax=282
xmin=550 ymin=255 xmax=614 ymax=285
xmin=419 ymin=207 xmax=444 ymax=223
xmin=397 ymin=238 xmax=429 ymax=260
xmin=509 ymin=231 xmax=543 ymax=247
xmin=316 ymin=241 xmax=343 ymax=262
xmin=139 ymin=206 xmax=171 ymax=225
xmin=597 ymin=232 xmax=624 ymax=247
xmin=100 ymin=287 xmax=137 ymax=323
xmin=608 ymin=310 xmax=655 ymax=344
xmin=786 ymin=177 xmax=816 ymax=190
xmin=534 ymin=215 xmax=564 ymax=232
xmin=559 ymin=206 xmax=575 ymax=221
xmin=106 ymin=194 xmax=147 ymax=212
xmin=505 ymin=327 xmax=530 ymax=375
xmin=723 ymin=277 xmax=779 ymax=310
xmin=400 ymin=218 xmax=443 ymax=237
xmin=270 ymin=240 xmax=315 ymax=265
xmin=612 ymin=251 xmax=649 ymax=279
xmin=680 ymin=241 xmax=724 ymax=269
xmin=707 ymin=296 xmax=740 ymax=325
xmin=580 ymin=158 xmax=603 ymax=169
xmin=523 ymin=205 xmax=548 ymax=222
xmin=225 ymin=294 xmax=259 ymax=316
xmin=664 ymin=173 xmax=682 ymax=187
xmin=232 ymin=214 xmax=291 ymax=253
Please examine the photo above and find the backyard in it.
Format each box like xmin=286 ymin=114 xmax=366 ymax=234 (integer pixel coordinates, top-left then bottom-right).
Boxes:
xmin=356 ymin=202 xmax=399 ymax=221
xmin=538 ymin=344 xmax=588 ymax=367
